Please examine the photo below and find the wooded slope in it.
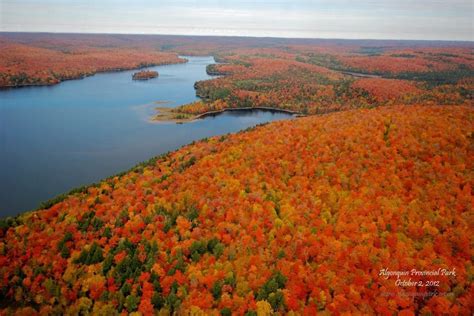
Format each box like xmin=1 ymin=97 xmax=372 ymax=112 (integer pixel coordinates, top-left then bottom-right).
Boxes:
xmin=1 ymin=105 xmax=472 ymax=315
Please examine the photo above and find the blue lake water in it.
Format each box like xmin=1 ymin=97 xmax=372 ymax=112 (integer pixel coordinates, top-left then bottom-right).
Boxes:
xmin=0 ymin=56 xmax=293 ymax=216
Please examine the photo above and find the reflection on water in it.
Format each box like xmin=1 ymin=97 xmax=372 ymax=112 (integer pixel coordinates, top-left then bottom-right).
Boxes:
xmin=0 ymin=57 xmax=293 ymax=216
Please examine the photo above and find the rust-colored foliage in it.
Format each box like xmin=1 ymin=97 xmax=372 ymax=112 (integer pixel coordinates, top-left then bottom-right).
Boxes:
xmin=170 ymin=45 xmax=473 ymax=118
xmin=1 ymin=33 xmax=473 ymax=314
xmin=339 ymin=48 xmax=474 ymax=74
xmin=2 ymin=34 xmax=473 ymax=115
xmin=0 ymin=37 xmax=184 ymax=87
xmin=132 ymin=70 xmax=159 ymax=81
xmin=351 ymin=78 xmax=423 ymax=103
xmin=0 ymin=105 xmax=472 ymax=314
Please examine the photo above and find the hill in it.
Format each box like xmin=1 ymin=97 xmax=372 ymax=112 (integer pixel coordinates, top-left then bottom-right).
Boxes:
xmin=0 ymin=105 xmax=472 ymax=315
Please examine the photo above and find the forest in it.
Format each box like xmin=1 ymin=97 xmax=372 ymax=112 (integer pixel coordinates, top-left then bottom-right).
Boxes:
xmin=0 ymin=33 xmax=473 ymax=315
xmin=168 ymin=44 xmax=472 ymax=119
xmin=1 ymin=105 xmax=472 ymax=315
xmin=0 ymin=34 xmax=185 ymax=87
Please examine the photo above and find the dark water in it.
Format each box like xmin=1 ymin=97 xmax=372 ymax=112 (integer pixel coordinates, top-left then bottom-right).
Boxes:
xmin=0 ymin=56 xmax=293 ymax=216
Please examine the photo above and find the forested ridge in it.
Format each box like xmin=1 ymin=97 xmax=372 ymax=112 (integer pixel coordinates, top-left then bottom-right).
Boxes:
xmin=1 ymin=105 xmax=472 ymax=315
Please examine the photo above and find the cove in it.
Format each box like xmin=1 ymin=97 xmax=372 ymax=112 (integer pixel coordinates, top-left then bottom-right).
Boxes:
xmin=0 ymin=56 xmax=293 ymax=216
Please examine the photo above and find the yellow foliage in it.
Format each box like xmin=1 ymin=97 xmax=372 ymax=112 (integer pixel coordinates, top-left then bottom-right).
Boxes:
xmin=256 ymin=300 xmax=273 ymax=316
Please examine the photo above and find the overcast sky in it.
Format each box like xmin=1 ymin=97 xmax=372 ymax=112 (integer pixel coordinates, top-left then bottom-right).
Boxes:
xmin=1 ymin=0 xmax=473 ymax=41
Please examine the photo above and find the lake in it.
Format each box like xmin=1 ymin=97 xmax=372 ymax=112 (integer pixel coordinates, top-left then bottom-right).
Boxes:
xmin=0 ymin=56 xmax=293 ymax=216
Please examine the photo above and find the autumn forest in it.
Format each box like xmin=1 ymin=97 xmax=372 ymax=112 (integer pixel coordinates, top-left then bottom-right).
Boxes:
xmin=0 ymin=32 xmax=473 ymax=315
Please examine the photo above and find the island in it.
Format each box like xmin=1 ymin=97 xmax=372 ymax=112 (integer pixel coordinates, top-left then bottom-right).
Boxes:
xmin=132 ymin=70 xmax=159 ymax=80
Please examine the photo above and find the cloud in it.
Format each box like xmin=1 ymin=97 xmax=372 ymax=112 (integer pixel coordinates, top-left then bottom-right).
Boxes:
xmin=0 ymin=0 xmax=472 ymax=41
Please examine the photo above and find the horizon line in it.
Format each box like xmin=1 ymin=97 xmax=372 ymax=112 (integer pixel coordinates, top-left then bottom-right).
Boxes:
xmin=1 ymin=30 xmax=473 ymax=44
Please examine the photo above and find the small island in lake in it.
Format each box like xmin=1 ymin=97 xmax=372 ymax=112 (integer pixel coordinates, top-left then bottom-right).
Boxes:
xmin=132 ymin=70 xmax=159 ymax=80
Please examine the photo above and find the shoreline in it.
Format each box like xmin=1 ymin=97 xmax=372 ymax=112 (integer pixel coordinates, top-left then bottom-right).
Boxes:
xmin=342 ymin=71 xmax=382 ymax=78
xmin=152 ymin=106 xmax=301 ymax=123
xmin=0 ymin=58 xmax=187 ymax=89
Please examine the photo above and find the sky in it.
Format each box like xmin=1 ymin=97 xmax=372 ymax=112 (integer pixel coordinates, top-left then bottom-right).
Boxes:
xmin=0 ymin=0 xmax=473 ymax=41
